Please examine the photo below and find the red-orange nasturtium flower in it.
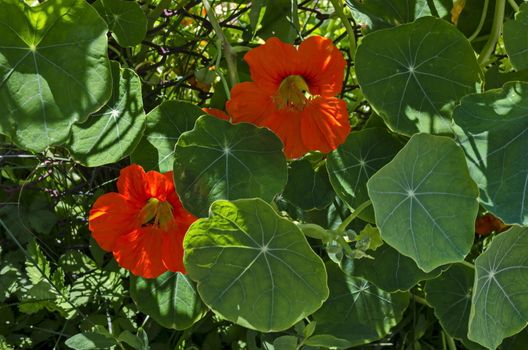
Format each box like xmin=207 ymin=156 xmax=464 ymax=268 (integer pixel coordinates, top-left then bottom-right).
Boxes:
xmin=226 ymin=35 xmax=350 ymax=159
xmin=88 ymin=164 xmax=196 ymax=278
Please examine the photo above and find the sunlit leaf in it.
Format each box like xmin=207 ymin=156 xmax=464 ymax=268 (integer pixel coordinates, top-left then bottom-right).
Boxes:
xmin=504 ymin=3 xmax=528 ymax=71
xmin=173 ymin=115 xmax=287 ymax=217
xmin=184 ymin=199 xmax=329 ymax=332
xmin=355 ymin=17 xmax=481 ymax=136
xmin=367 ymin=133 xmax=479 ymax=272
xmin=469 ymin=226 xmax=528 ymax=349
xmin=453 ymin=81 xmax=528 ymax=225
xmin=0 ymin=0 xmax=111 ymax=151
xmin=67 ymin=61 xmax=145 ymax=166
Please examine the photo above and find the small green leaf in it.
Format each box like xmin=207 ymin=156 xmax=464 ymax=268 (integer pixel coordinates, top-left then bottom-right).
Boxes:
xmin=0 ymin=0 xmax=111 ymax=151
xmin=184 ymin=199 xmax=329 ymax=332
xmin=273 ymin=335 xmax=297 ymax=350
xmin=355 ymin=17 xmax=481 ymax=136
xmin=282 ymin=160 xmax=334 ymax=210
xmin=504 ymin=3 xmax=528 ymax=71
xmin=174 ymin=115 xmax=287 ymax=217
xmin=65 ymin=332 xmax=117 ymax=350
xmin=257 ymin=0 xmax=299 ymax=43
xmin=367 ymin=133 xmax=479 ymax=272
xmin=130 ymin=272 xmax=206 ymax=330
xmin=327 ymin=128 xmax=403 ymax=223
xmin=425 ymin=263 xmax=484 ymax=349
xmin=92 ymin=0 xmax=147 ymax=47
xmin=469 ymin=226 xmax=528 ymax=349
xmin=131 ymin=101 xmax=205 ymax=172
xmin=67 ymin=61 xmax=145 ymax=166
xmin=353 ymin=244 xmax=442 ymax=292
xmin=453 ymin=81 xmax=528 ymax=225
xmin=307 ymin=262 xmax=409 ymax=348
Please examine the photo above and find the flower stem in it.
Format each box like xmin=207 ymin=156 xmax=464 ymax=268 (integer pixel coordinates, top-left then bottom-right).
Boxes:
xmin=329 ymin=0 xmax=356 ymax=57
xmin=444 ymin=331 xmax=457 ymax=350
xmin=507 ymin=0 xmax=519 ymax=12
xmin=337 ymin=199 xmax=372 ymax=234
xmin=468 ymin=0 xmax=490 ymax=42
xmin=202 ymin=0 xmax=239 ymax=87
xmin=477 ymin=0 xmax=506 ymax=65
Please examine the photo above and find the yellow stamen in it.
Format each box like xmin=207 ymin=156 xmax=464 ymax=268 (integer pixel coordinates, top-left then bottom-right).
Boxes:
xmin=274 ymin=75 xmax=311 ymax=111
xmin=138 ymin=197 xmax=174 ymax=230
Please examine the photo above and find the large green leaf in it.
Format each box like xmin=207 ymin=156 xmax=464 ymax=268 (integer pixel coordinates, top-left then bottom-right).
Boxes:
xmin=183 ymin=199 xmax=328 ymax=332
xmin=67 ymin=61 xmax=145 ymax=166
xmin=355 ymin=16 xmax=481 ymax=136
xmin=425 ymin=263 xmax=484 ymax=349
xmin=92 ymin=0 xmax=147 ymax=47
xmin=353 ymin=244 xmax=442 ymax=292
xmin=327 ymin=127 xmax=403 ymax=222
xmin=453 ymin=81 xmax=528 ymax=226
xmin=0 ymin=0 xmax=111 ymax=151
xmin=130 ymin=272 xmax=207 ymax=330
xmin=173 ymin=115 xmax=287 ymax=217
xmin=282 ymin=160 xmax=334 ymax=211
xmin=131 ymin=101 xmax=205 ymax=172
xmin=346 ymin=0 xmax=452 ymax=31
xmin=469 ymin=226 xmax=528 ymax=349
xmin=306 ymin=262 xmax=409 ymax=348
xmin=367 ymin=133 xmax=479 ymax=272
xmin=504 ymin=3 xmax=528 ymax=71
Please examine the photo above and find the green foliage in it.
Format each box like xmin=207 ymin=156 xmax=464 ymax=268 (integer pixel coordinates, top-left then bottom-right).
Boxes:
xmin=1 ymin=0 xmax=528 ymax=349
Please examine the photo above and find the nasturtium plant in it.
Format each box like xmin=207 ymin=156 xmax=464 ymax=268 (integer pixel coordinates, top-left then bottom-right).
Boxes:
xmin=3 ymin=0 xmax=528 ymax=349
xmin=183 ymin=199 xmax=329 ymax=332
xmin=453 ymin=81 xmax=528 ymax=226
xmin=173 ymin=115 xmax=288 ymax=217
xmin=66 ymin=61 xmax=146 ymax=166
xmin=355 ymin=16 xmax=481 ymax=136
xmin=0 ymin=0 xmax=111 ymax=152
xmin=367 ymin=133 xmax=479 ymax=272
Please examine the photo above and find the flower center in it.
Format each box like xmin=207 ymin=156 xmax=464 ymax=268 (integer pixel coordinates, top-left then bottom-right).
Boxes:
xmin=274 ymin=75 xmax=311 ymax=111
xmin=138 ymin=197 xmax=174 ymax=231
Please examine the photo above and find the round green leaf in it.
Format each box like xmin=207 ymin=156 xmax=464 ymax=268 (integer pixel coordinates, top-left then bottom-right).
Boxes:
xmin=282 ymin=160 xmax=333 ymax=210
xmin=307 ymin=262 xmax=409 ymax=348
xmin=173 ymin=115 xmax=288 ymax=217
xmin=92 ymin=0 xmax=147 ymax=47
xmin=353 ymin=244 xmax=442 ymax=292
xmin=0 ymin=0 xmax=111 ymax=152
xmin=183 ymin=198 xmax=329 ymax=332
xmin=355 ymin=16 xmax=481 ymax=136
xmin=130 ymin=272 xmax=207 ymax=330
xmin=131 ymin=101 xmax=205 ymax=172
xmin=367 ymin=133 xmax=479 ymax=272
xmin=469 ymin=226 xmax=528 ymax=349
xmin=453 ymin=81 xmax=528 ymax=226
xmin=65 ymin=332 xmax=117 ymax=350
xmin=504 ymin=3 xmax=528 ymax=71
xmin=327 ymin=127 xmax=404 ymax=222
xmin=66 ymin=61 xmax=145 ymax=167
xmin=425 ymin=263 xmax=484 ymax=349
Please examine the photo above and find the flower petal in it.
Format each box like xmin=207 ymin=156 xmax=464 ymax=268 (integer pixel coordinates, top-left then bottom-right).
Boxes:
xmin=202 ymin=107 xmax=230 ymax=121
xmin=161 ymin=230 xmax=186 ymax=273
xmin=299 ymin=97 xmax=350 ymax=154
xmin=297 ymin=36 xmax=346 ymax=96
xmin=117 ymin=164 xmax=149 ymax=203
xmin=89 ymin=193 xmax=140 ymax=251
xmin=113 ymin=227 xmax=167 ymax=278
xmin=259 ymin=109 xmax=308 ymax=159
xmin=144 ymin=170 xmax=174 ymax=201
xmin=244 ymin=37 xmax=299 ymax=92
xmin=226 ymin=82 xmax=276 ymax=125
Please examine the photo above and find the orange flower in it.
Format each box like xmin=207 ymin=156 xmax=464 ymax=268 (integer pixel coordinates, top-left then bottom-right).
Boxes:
xmin=202 ymin=107 xmax=230 ymax=121
xmin=88 ymin=164 xmax=196 ymax=278
xmin=475 ymin=213 xmax=509 ymax=236
xmin=226 ymin=36 xmax=350 ymax=159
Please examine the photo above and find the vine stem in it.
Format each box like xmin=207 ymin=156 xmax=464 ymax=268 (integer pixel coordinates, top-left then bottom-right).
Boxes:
xmin=444 ymin=331 xmax=457 ymax=350
xmin=507 ymin=0 xmax=519 ymax=12
xmin=468 ymin=0 xmax=490 ymax=42
xmin=329 ymin=0 xmax=356 ymax=57
xmin=336 ymin=199 xmax=372 ymax=234
xmin=202 ymin=0 xmax=239 ymax=87
xmin=478 ymin=0 xmax=506 ymax=65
